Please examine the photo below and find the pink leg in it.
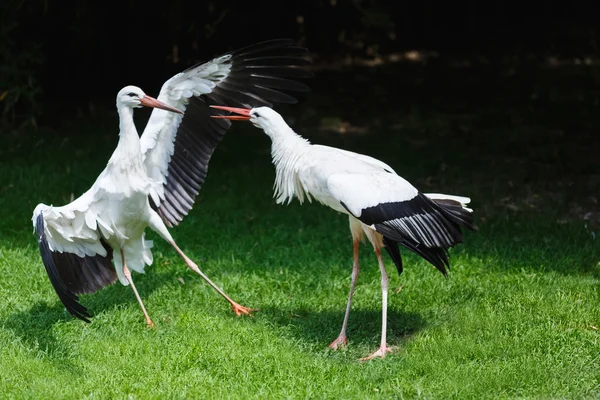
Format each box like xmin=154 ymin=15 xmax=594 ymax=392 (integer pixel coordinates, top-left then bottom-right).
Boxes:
xmin=170 ymin=240 xmax=256 ymax=316
xmin=121 ymin=249 xmax=154 ymax=327
xmin=329 ymin=239 xmax=360 ymax=349
xmin=360 ymin=247 xmax=392 ymax=361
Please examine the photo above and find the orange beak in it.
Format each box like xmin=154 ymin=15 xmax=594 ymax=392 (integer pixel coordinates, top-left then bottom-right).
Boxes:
xmin=210 ymin=105 xmax=252 ymax=120
xmin=140 ymin=95 xmax=184 ymax=114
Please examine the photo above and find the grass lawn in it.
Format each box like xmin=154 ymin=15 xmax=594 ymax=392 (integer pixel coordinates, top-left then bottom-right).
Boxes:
xmin=1 ymin=59 xmax=599 ymax=398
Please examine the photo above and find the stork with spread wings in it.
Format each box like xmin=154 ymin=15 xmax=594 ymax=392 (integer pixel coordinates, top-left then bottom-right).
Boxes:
xmin=33 ymin=39 xmax=312 ymax=325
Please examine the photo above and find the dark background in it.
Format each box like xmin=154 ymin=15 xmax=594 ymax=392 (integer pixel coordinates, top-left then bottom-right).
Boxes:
xmin=2 ymin=1 xmax=600 ymax=127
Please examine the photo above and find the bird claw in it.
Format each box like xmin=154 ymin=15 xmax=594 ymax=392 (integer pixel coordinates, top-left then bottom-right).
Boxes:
xmin=146 ymin=320 xmax=156 ymax=329
xmin=359 ymin=346 xmax=392 ymax=361
xmin=328 ymin=335 xmax=348 ymax=350
xmin=231 ymin=303 xmax=257 ymax=317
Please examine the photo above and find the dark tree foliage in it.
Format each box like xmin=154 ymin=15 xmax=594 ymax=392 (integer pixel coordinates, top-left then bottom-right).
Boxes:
xmin=0 ymin=0 xmax=598 ymax=126
xmin=0 ymin=0 xmax=44 ymax=127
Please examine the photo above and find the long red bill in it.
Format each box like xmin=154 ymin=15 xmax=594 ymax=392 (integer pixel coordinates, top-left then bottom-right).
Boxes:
xmin=140 ymin=95 xmax=184 ymax=114
xmin=210 ymin=105 xmax=252 ymax=120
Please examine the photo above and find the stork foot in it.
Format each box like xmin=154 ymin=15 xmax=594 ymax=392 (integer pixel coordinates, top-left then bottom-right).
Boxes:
xmin=328 ymin=335 xmax=348 ymax=350
xmin=360 ymin=345 xmax=392 ymax=361
xmin=146 ymin=320 xmax=156 ymax=329
xmin=231 ymin=302 xmax=257 ymax=317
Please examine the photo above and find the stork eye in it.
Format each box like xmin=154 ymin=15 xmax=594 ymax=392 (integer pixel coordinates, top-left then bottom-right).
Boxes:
xmin=127 ymin=92 xmax=137 ymax=97
xmin=253 ymin=112 xmax=261 ymax=118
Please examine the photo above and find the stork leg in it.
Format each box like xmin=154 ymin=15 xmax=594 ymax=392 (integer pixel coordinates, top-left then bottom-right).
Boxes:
xmin=329 ymin=239 xmax=360 ymax=350
xmin=360 ymin=247 xmax=392 ymax=361
xmin=121 ymin=249 xmax=154 ymax=327
xmin=170 ymin=241 xmax=256 ymax=316
xmin=148 ymin=211 xmax=255 ymax=316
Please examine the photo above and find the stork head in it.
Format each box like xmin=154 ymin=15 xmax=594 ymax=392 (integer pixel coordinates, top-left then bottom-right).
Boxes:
xmin=116 ymin=85 xmax=183 ymax=114
xmin=209 ymin=105 xmax=288 ymax=136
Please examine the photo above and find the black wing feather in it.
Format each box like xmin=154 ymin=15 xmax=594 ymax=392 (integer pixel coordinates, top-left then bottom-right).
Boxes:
xmin=377 ymin=224 xmax=451 ymax=276
xmin=382 ymin=237 xmax=403 ymax=275
xmin=355 ymin=193 xmax=474 ymax=275
xmin=155 ymin=39 xmax=312 ymax=227
xmin=432 ymin=198 xmax=476 ymax=229
xmin=35 ymin=214 xmax=117 ymax=322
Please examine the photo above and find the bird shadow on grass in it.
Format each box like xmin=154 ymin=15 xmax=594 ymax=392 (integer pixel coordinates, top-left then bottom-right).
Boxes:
xmin=1 ymin=302 xmax=83 ymax=375
xmin=258 ymin=306 xmax=426 ymax=354
xmin=1 ymin=269 xmax=176 ymax=363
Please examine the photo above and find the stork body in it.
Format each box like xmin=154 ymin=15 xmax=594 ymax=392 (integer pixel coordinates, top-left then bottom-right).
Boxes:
xmin=33 ymin=40 xmax=312 ymax=324
xmin=211 ymin=106 xmax=475 ymax=360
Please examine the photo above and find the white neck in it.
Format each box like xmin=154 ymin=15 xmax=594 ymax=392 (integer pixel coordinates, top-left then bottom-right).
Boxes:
xmin=119 ymin=105 xmax=138 ymax=144
xmin=108 ymin=104 xmax=143 ymax=168
xmin=263 ymin=121 xmax=311 ymax=205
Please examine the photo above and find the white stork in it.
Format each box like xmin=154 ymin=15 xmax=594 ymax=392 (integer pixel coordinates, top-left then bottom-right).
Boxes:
xmin=32 ymin=40 xmax=312 ymax=326
xmin=210 ymin=105 xmax=475 ymax=360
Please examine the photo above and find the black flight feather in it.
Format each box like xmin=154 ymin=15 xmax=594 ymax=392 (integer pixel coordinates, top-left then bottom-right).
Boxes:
xmin=35 ymin=213 xmax=117 ymax=322
xmin=154 ymin=39 xmax=313 ymax=227
xmin=382 ymin=237 xmax=403 ymax=275
xmin=353 ymin=193 xmax=474 ymax=275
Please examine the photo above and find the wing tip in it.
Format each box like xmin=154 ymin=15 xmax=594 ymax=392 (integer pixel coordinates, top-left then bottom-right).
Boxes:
xmin=35 ymin=212 xmax=97 ymax=323
xmin=375 ymin=223 xmax=452 ymax=277
xmin=382 ymin=237 xmax=403 ymax=276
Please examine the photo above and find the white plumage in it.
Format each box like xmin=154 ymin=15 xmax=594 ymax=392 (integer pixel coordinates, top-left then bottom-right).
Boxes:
xmin=32 ymin=40 xmax=312 ymax=324
xmin=211 ymin=105 xmax=476 ymax=360
xmin=140 ymin=55 xmax=231 ymax=206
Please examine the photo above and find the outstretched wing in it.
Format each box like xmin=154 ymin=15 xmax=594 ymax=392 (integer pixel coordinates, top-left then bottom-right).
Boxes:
xmin=140 ymin=39 xmax=313 ymax=227
xmin=32 ymin=197 xmax=117 ymax=322
xmin=328 ymin=172 xmax=472 ymax=275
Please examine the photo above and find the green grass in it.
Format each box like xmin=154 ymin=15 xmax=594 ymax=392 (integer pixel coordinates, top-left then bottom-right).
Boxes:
xmin=1 ymin=62 xmax=600 ymax=398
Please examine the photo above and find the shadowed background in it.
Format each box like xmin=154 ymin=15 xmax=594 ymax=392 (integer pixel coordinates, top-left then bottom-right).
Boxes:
xmin=3 ymin=2 xmax=600 ymax=127
xmin=3 ymin=1 xmax=598 ymax=224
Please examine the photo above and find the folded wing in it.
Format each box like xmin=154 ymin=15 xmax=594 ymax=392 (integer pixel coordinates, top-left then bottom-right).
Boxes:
xmin=328 ymin=172 xmax=474 ymax=275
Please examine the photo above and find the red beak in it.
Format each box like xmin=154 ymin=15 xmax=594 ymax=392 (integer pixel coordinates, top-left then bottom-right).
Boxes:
xmin=210 ymin=105 xmax=252 ymax=120
xmin=140 ymin=95 xmax=184 ymax=114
